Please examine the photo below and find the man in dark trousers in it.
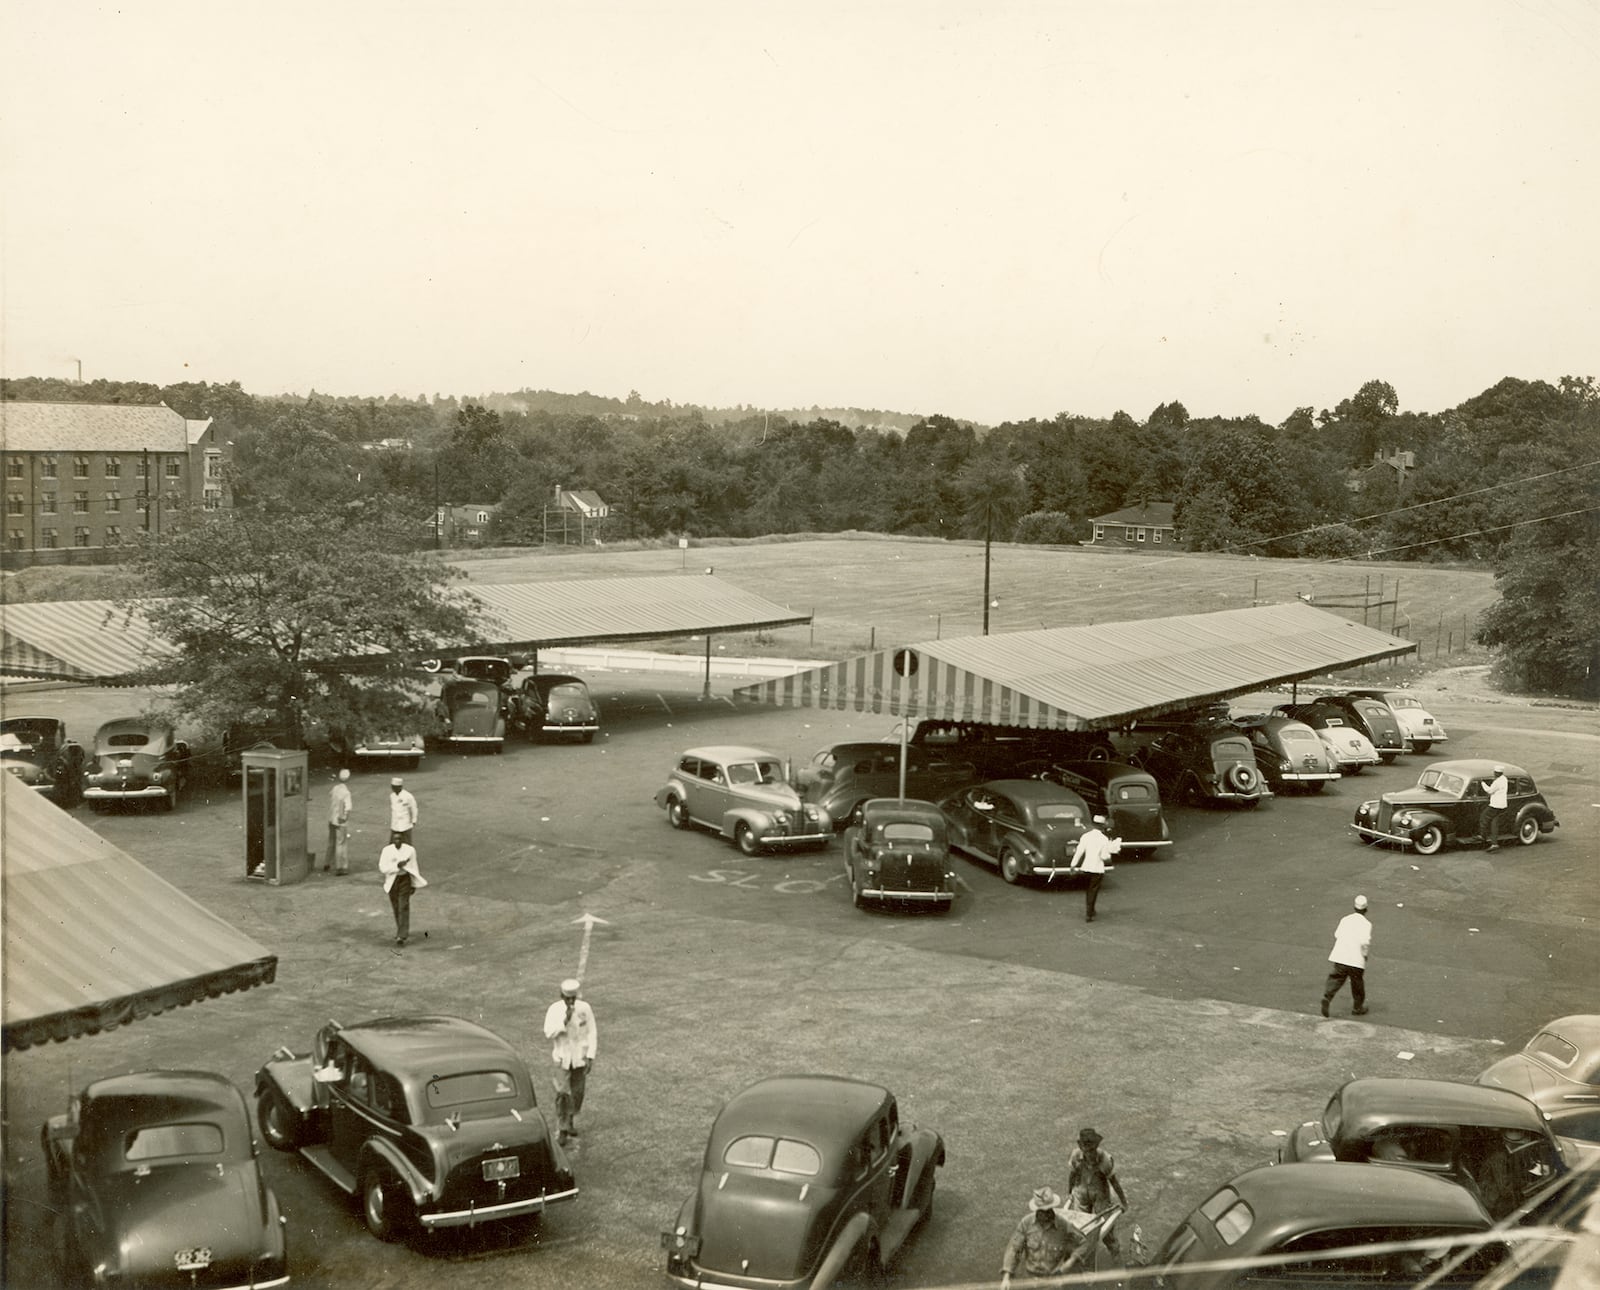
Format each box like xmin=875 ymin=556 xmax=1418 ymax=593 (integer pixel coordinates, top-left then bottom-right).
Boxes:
xmin=1070 ymin=817 xmax=1121 ymax=923
xmin=1479 ymin=764 xmax=1510 ymax=852
xmin=1321 ymin=893 xmax=1372 ymax=1016
xmin=378 ymin=830 xmax=427 ymax=946
xmin=1067 ymin=1127 xmax=1129 ymax=1263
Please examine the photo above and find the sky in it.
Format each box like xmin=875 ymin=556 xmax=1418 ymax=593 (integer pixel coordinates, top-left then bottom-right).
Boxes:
xmin=3 ymin=1 xmax=1596 ymax=427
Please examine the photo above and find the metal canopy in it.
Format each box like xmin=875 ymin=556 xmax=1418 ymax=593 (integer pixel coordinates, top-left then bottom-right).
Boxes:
xmin=1 ymin=782 xmax=278 ymax=1053
xmin=733 ymin=603 xmax=1417 ymax=730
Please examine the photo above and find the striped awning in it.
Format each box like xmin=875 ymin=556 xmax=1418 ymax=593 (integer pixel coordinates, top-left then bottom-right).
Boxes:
xmin=734 ymin=603 xmax=1418 ymax=730
xmin=1 ymin=782 xmax=277 ymax=1053
xmin=1 ymin=599 xmax=174 ymax=684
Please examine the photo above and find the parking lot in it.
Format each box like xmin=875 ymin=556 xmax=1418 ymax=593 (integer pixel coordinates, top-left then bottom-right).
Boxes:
xmin=3 ymin=667 xmax=1596 ymax=1289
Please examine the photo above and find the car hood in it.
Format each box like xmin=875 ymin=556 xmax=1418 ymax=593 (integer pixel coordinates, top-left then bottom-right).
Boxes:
xmin=1380 ymin=786 xmax=1459 ymax=809
xmin=736 ymin=783 xmax=807 ymax=811
xmin=1478 ymin=1055 xmax=1556 ymax=1102
xmin=89 ymin=1164 xmax=269 ymax=1274
xmin=695 ymin=1172 xmax=836 ymax=1282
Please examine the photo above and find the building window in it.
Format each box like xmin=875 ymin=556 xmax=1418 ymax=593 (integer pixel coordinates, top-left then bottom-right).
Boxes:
xmin=74 ymin=526 xmax=91 ymax=548
xmin=136 ymin=494 xmax=149 ymax=512
xmin=164 ymin=459 xmax=181 ymax=478
xmin=5 ymin=459 xmax=22 ymax=478
xmin=5 ymin=493 xmax=21 ymax=515
xmin=105 ymin=525 xmax=122 ymax=545
xmin=1136 ymin=527 xmax=1147 ymax=542
xmin=203 ymin=488 xmax=221 ymax=511
xmin=73 ymin=456 xmax=89 ymax=478
xmin=8 ymin=529 xmax=23 ymax=550
xmin=1153 ymin=529 xmax=1162 ymax=544
xmin=136 ymin=457 xmax=150 ymax=478
xmin=74 ymin=491 xmax=90 ymax=513
xmin=42 ymin=457 xmax=58 ymax=478
xmin=105 ymin=457 xmax=122 ymax=477
xmin=1094 ymin=525 xmax=1105 ymax=541
xmin=205 ymin=453 xmax=223 ymax=479
xmin=41 ymin=528 xmax=57 ymax=549
xmin=477 ymin=511 xmax=488 ymax=523
xmin=106 ymin=492 xmax=121 ymax=512
xmin=42 ymin=493 xmax=57 ymax=514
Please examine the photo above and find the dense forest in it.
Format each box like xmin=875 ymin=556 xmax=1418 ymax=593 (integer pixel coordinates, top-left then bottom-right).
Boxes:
xmin=4 ymin=371 xmax=1596 ymax=694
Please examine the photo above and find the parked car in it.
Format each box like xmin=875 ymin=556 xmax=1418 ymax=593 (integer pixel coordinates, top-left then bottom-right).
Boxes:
xmin=799 ymin=741 xmax=977 ymax=829
xmin=1275 ymin=702 xmax=1381 ymax=774
xmin=938 ymin=778 xmax=1095 ymax=884
xmin=1480 ymin=1015 xmax=1600 ymax=1143
xmin=447 ymin=655 xmax=516 ymax=687
xmin=512 ymin=673 xmax=600 ymax=743
xmin=1231 ymin=712 xmax=1341 ymax=794
xmin=254 ymin=1014 xmax=577 ymax=1242
xmin=42 ymin=1068 xmax=289 ymax=1289
xmin=1346 ymin=686 xmax=1449 ymax=753
xmin=1319 ymin=692 xmax=1408 ymax=762
xmin=842 ymin=798 xmax=956 ymax=910
xmin=1035 ymin=759 xmax=1172 ymax=849
xmin=1352 ymin=758 xmax=1560 ymax=855
xmin=81 ymin=717 xmax=191 ymax=811
xmin=434 ymin=678 xmax=507 ymax=751
xmin=0 ymin=716 xmax=85 ymax=807
xmin=1277 ymin=1077 xmax=1581 ymax=1221
xmin=655 ymin=745 xmax=832 ymax=854
xmin=1151 ymin=1161 xmax=1505 ymax=1289
xmin=330 ymin=727 xmax=426 ymax=771
xmin=1118 ymin=714 xmax=1269 ymax=807
xmin=907 ymin=719 xmax=1114 ymax=780
xmin=662 ymin=1074 xmax=942 ymax=1290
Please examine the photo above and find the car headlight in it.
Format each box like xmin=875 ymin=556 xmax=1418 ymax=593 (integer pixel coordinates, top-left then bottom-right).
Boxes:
xmin=1395 ymin=812 xmax=1413 ymax=827
xmin=773 ymin=810 xmax=791 ymax=826
xmin=1278 ymin=758 xmax=1292 ymax=771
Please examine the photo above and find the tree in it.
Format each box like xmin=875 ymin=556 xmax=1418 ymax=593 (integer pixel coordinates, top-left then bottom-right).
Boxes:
xmin=124 ymin=508 xmax=485 ymax=749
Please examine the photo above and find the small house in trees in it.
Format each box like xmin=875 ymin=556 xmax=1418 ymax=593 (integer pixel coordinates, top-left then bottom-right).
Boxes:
xmin=544 ymin=487 xmax=611 ymax=545
xmin=1086 ymin=502 xmax=1178 ymax=548
xmin=434 ymin=503 xmax=497 ymax=547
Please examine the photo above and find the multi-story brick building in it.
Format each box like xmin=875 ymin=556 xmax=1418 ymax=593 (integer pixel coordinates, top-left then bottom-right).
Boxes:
xmin=0 ymin=402 xmax=230 ymax=568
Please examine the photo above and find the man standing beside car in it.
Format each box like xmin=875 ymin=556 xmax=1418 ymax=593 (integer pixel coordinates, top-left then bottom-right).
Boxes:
xmin=542 ymin=979 xmax=597 ymax=1145
xmin=1479 ymin=764 xmax=1509 ymax=853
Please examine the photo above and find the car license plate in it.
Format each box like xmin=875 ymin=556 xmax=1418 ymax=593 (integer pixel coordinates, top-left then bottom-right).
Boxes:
xmin=482 ymin=1155 xmax=520 ymax=1181
xmin=174 ymin=1247 xmax=213 ymax=1271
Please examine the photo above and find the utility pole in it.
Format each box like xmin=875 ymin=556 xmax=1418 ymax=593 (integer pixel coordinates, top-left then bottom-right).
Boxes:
xmin=982 ymin=502 xmax=993 ymax=635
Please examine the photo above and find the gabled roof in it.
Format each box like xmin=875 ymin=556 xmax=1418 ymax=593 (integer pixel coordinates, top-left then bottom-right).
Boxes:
xmin=0 ymin=401 xmax=189 ymax=452
xmin=1090 ymin=502 xmax=1175 ymax=526
xmin=557 ymin=489 xmax=606 ymax=512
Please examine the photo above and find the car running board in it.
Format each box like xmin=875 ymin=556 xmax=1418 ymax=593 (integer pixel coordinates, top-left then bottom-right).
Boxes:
xmin=299 ymin=1144 xmax=358 ymax=1194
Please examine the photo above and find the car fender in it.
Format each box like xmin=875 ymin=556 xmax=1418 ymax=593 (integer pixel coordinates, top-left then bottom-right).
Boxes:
xmin=719 ymin=805 xmax=776 ymax=840
xmin=1515 ymin=802 xmax=1559 ymax=830
xmin=895 ymin=1129 xmax=945 ymax=1209
xmin=810 ymin=1209 xmax=874 ymax=1290
xmin=359 ymin=1135 xmax=433 ymax=1203
xmin=1394 ymin=807 xmax=1453 ymax=836
xmin=255 ymin=1057 xmax=320 ymax=1122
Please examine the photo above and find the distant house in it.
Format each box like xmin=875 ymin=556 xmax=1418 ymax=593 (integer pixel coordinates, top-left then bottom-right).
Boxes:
xmin=434 ymin=503 xmax=497 ymax=547
xmin=1086 ymin=502 xmax=1178 ymax=548
xmin=360 ymin=437 xmax=414 ymax=452
xmin=546 ymin=487 xmax=611 ymax=544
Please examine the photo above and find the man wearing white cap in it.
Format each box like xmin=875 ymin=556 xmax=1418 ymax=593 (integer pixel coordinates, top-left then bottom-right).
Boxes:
xmin=326 ymin=768 xmax=353 ymax=874
xmin=1479 ymin=764 xmax=1510 ymax=853
xmin=542 ymin=979 xmax=597 ymax=1144
xmin=1321 ymin=894 xmax=1373 ymax=1017
xmin=388 ymin=776 xmax=419 ymax=846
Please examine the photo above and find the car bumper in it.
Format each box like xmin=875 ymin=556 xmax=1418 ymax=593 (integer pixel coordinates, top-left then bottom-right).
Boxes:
xmin=860 ymin=884 xmax=954 ymax=902
xmin=421 ymin=1183 xmax=579 ymax=1229
xmin=1116 ymin=838 xmax=1173 ymax=849
xmin=83 ymin=785 xmax=169 ymax=800
xmin=1352 ymin=824 xmax=1415 ymax=848
xmin=1279 ymin=772 xmax=1340 ymax=784
xmin=355 ymin=749 xmax=421 ymax=759
xmin=759 ymin=830 xmax=832 ymax=848
xmin=444 ymin=735 xmax=503 ymax=744
xmin=542 ymin=722 xmax=598 ymax=735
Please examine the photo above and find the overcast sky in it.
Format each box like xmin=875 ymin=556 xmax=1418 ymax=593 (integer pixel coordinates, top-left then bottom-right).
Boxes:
xmin=3 ymin=2 xmax=1595 ymax=426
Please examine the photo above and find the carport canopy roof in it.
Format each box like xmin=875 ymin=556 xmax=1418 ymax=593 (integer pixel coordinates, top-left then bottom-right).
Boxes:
xmin=734 ymin=602 xmax=1418 ymax=731
xmin=1 ymin=781 xmax=278 ymax=1053
xmin=0 ymin=575 xmax=812 ymax=683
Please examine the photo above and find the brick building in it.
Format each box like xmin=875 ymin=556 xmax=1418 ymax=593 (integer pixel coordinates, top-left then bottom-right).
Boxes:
xmin=1 ymin=402 xmax=230 ymax=567
xmin=1085 ymin=501 xmax=1178 ymax=548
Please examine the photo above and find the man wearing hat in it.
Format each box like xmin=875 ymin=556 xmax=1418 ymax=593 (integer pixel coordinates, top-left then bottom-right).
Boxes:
xmin=1479 ymin=764 xmax=1510 ymax=852
xmin=1321 ymin=894 xmax=1373 ymax=1017
xmin=542 ymin=979 xmax=597 ymax=1144
xmin=326 ymin=768 xmax=353 ymax=874
xmin=388 ymin=776 xmax=419 ymax=846
xmin=1000 ymin=1185 xmax=1087 ymax=1284
xmin=1067 ymin=1127 xmax=1129 ymax=1262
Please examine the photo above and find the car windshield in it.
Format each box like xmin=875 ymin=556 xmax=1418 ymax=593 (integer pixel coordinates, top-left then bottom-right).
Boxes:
xmin=452 ymin=689 xmax=494 ymax=707
xmin=124 ymin=1122 xmax=225 ymax=1161
xmin=545 ymin=683 xmax=587 ymax=702
xmin=1417 ymin=769 xmax=1468 ymax=797
xmin=1113 ymin=783 xmax=1153 ymax=802
xmin=881 ymin=822 xmax=935 ymax=843
xmin=1525 ymin=1032 xmax=1580 ymax=1072
xmin=1034 ymin=802 xmax=1084 ymax=822
xmin=1281 ymin=727 xmax=1320 ymax=746
xmin=426 ymin=1070 xmax=519 ymax=1108
xmin=104 ymin=732 xmax=155 ymax=748
xmin=722 ymin=1135 xmax=822 ymax=1176
xmin=727 ymin=760 xmax=783 ymax=787
xmin=1385 ymin=694 xmax=1423 ymax=710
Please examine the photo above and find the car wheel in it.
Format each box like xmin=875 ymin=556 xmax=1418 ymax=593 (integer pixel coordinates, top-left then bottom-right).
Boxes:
xmin=1379 ymin=752 xmax=1399 ymax=765
xmin=1413 ymin=824 xmax=1445 ymax=855
xmin=1516 ymin=815 xmax=1541 ymax=847
xmin=1307 ymin=781 xmax=1325 ymax=794
xmin=666 ymin=797 xmax=689 ymax=829
xmin=1356 ymin=831 xmax=1376 ymax=846
xmin=161 ymin=782 xmax=178 ymax=812
xmin=1226 ymin=764 xmax=1258 ymax=794
xmin=1087 ymin=743 xmax=1110 ymax=763
xmin=363 ymin=1167 xmax=415 ymax=1242
xmin=848 ymin=801 xmax=867 ymax=829
xmin=999 ymin=848 xmax=1024 ymax=884
xmin=257 ymin=1088 xmax=300 ymax=1151
xmin=919 ymin=1172 xmax=937 ymax=1219
xmin=1182 ymin=772 xmax=1207 ymax=806
xmin=735 ymin=823 xmax=761 ymax=856
xmin=1411 ymin=741 xmax=1431 ymax=754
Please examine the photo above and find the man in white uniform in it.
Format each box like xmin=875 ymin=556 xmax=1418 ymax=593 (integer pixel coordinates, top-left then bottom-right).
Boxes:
xmin=542 ymin=978 xmax=597 ymax=1144
xmin=1321 ymin=894 xmax=1372 ymax=1017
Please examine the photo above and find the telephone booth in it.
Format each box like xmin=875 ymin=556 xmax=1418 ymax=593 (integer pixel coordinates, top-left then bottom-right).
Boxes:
xmin=241 ymin=746 xmax=311 ymax=885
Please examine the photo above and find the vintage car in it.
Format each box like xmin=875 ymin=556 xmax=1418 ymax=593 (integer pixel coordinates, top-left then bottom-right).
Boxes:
xmin=1276 ymin=1077 xmax=1581 ymax=1221
xmin=656 ymin=745 xmax=832 ymax=854
xmin=1151 ymin=1161 xmax=1505 ymax=1289
xmin=1352 ymin=758 xmax=1560 ymax=855
xmin=1274 ymin=702 xmax=1381 ymax=774
xmin=907 ymin=719 xmax=1114 ymax=780
xmin=1035 ymin=759 xmax=1171 ymax=849
xmin=1231 ymin=712 xmax=1341 ymax=794
xmin=662 ymin=1074 xmax=942 ymax=1290
xmin=42 ymin=1068 xmax=289 ymax=1289
xmin=1 ymin=716 xmax=85 ymax=807
xmin=799 ymin=741 xmax=976 ymax=829
xmin=434 ymin=678 xmax=507 ymax=751
xmin=1346 ymin=686 xmax=1449 ymax=753
xmin=1317 ymin=692 xmax=1408 ymax=762
xmin=81 ymin=717 xmax=192 ymax=810
xmin=254 ymin=1015 xmax=577 ymax=1242
xmin=1479 ymin=1015 xmax=1600 ymax=1143
xmin=937 ymin=778 xmax=1096 ymax=884
xmin=842 ymin=798 xmax=956 ymax=909
xmin=1118 ymin=714 xmax=1269 ymax=807
xmin=513 ymin=673 xmax=600 ymax=743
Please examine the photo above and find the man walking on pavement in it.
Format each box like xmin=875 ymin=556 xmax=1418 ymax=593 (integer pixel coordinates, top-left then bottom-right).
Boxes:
xmin=388 ymin=776 xmax=418 ymax=846
xmin=1479 ymin=764 xmax=1510 ymax=852
xmin=1067 ymin=1127 xmax=1129 ymax=1264
xmin=1070 ymin=816 xmax=1121 ymax=923
xmin=1321 ymin=894 xmax=1372 ymax=1017
xmin=542 ymin=979 xmax=597 ymax=1145
xmin=326 ymin=768 xmax=352 ymax=874
xmin=378 ymin=830 xmax=427 ymax=946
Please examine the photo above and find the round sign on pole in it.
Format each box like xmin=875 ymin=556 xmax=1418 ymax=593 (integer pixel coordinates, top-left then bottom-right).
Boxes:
xmin=892 ymin=648 xmax=918 ymax=677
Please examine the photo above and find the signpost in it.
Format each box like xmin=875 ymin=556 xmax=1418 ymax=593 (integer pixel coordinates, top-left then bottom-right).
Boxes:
xmin=892 ymin=649 xmax=917 ymax=801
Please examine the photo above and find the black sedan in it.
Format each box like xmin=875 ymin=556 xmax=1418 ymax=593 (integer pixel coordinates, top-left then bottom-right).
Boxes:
xmin=663 ymin=1074 xmax=942 ymax=1290
xmin=41 ymin=1068 xmax=289 ymax=1288
xmin=843 ymin=797 xmax=956 ymax=909
xmin=1352 ymin=758 xmax=1560 ymax=855
xmin=1480 ymin=1014 xmax=1600 ymax=1143
xmin=1 ymin=716 xmax=85 ymax=807
xmin=938 ymin=779 xmax=1094 ymax=884
xmin=81 ymin=717 xmax=192 ymax=811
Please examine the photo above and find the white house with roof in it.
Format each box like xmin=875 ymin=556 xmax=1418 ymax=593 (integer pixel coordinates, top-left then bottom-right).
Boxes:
xmin=1085 ymin=501 xmax=1178 ymax=548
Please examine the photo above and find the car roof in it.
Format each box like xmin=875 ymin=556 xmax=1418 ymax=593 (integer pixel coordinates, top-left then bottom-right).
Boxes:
xmin=93 ymin=716 xmax=172 ymax=737
xmin=339 ymin=1015 xmax=524 ymax=1075
xmin=710 ymin=1075 xmax=892 ymax=1160
xmin=1050 ymin=759 xmax=1153 ymax=785
xmin=528 ymin=673 xmax=586 ymax=686
xmin=976 ymin=779 xmax=1091 ymax=808
xmin=83 ymin=1068 xmax=244 ymax=1114
xmin=78 ymin=1070 xmax=251 ymax=1162
xmin=1218 ymin=1162 xmax=1492 ymax=1238
xmin=681 ymin=745 xmax=783 ymax=763
xmin=860 ymin=797 xmax=945 ymax=827
xmin=442 ymin=677 xmax=501 ymax=692
xmin=0 ymin=716 xmax=63 ymax=734
xmin=1333 ymin=1077 xmax=1548 ymax=1133
xmin=1527 ymin=1015 xmax=1600 ymax=1051
xmin=1424 ymin=759 xmax=1529 ymax=779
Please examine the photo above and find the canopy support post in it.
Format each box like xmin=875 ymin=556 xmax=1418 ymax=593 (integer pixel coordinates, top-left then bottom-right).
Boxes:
xmin=703 ymin=635 xmax=713 ymax=700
